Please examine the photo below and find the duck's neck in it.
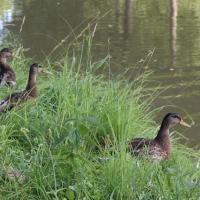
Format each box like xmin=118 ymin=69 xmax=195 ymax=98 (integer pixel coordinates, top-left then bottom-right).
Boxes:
xmin=155 ymin=123 xmax=170 ymax=151
xmin=25 ymin=72 xmax=37 ymax=97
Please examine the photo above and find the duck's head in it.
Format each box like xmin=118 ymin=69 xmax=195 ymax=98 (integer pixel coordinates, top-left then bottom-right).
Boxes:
xmin=29 ymin=63 xmax=43 ymax=74
xmin=162 ymin=113 xmax=191 ymax=129
xmin=0 ymin=48 xmax=12 ymax=60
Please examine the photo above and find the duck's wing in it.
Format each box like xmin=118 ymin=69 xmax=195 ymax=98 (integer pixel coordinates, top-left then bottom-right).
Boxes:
xmin=128 ymin=138 xmax=152 ymax=155
xmin=6 ymin=71 xmax=16 ymax=83
xmin=0 ymin=92 xmax=24 ymax=113
xmin=0 ymin=89 xmax=36 ymax=113
xmin=0 ymin=73 xmax=9 ymax=86
xmin=0 ymin=72 xmax=16 ymax=87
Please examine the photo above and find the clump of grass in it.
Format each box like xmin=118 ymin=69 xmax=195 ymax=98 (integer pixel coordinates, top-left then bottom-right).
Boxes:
xmin=0 ymin=35 xmax=199 ymax=200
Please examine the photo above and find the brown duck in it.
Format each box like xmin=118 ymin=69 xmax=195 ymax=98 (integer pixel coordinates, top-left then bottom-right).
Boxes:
xmin=0 ymin=63 xmax=42 ymax=112
xmin=128 ymin=113 xmax=191 ymax=161
xmin=0 ymin=48 xmax=16 ymax=87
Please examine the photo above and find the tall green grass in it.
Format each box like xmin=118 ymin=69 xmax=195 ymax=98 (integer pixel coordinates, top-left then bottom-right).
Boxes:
xmin=0 ymin=36 xmax=199 ymax=200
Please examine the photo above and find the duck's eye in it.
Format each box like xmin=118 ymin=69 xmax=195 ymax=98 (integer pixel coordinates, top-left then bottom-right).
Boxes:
xmin=172 ymin=115 xmax=181 ymax=121
xmin=170 ymin=115 xmax=178 ymax=119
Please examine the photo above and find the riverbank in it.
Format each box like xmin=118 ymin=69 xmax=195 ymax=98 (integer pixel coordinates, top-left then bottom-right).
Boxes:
xmin=0 ymin=41 xmax=199 ymax=200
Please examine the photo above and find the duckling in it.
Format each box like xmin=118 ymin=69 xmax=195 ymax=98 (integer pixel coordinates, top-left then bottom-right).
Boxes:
xmin=0 ymin=48 xmax=16 ymax=87
xmin=128 ymin=113 xmax=191 ymax=161
xmin=0 ymin=63 xmax=42 ymax=112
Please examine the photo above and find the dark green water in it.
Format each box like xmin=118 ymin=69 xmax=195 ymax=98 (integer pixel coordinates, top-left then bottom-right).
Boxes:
xmin=1 ymin=0 xmax=200 ymax=147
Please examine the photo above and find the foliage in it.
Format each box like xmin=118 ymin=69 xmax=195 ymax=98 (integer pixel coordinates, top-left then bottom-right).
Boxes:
xmin=0 ymin=38 xmax=199 ymax=200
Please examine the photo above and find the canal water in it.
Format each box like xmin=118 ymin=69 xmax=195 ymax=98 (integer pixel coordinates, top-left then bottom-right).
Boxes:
xmin=1 ymin=0 xmax=200 ymax=147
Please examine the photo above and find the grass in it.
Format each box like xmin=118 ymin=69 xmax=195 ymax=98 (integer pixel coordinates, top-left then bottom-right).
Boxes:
xmin=0 ymin=35 xmax=200 ymax=200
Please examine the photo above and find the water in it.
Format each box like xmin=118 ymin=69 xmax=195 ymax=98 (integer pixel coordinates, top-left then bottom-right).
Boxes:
xmin=1 ymin=0 xmax=200 ymax=147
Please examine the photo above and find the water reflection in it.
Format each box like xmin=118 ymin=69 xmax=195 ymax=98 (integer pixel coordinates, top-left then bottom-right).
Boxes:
xmin=0 ymin=0 xmax=13 ymax=44
xmin=1 ymin=0 xmax=200 ymax=146
xmin=170 ymin=0 xmax=177 ymax=67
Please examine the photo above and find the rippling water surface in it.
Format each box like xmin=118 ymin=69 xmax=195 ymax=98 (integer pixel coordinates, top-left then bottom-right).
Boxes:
xmin=1 ymin=0 xmax=200 ymax=146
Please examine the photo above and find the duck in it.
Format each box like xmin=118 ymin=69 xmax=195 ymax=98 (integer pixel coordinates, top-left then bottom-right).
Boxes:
xmin=128 ymin=113 xmax=191 ymax=161
xmin=0 ymin=48 xmax=16 ymax=87
xmin=0 ymin=63 xmax=42 ymax=112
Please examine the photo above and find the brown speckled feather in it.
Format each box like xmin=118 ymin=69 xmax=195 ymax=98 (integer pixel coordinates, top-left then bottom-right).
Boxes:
xmin=128 ymin=137 xmax=169 ymax=161
xmin=0 ymin=62 xmax=16 ymax=87
xmin=128 ymin=113 xmax=186 ymax=162
xmin=0 ymin=63 xmax=40 ymax=112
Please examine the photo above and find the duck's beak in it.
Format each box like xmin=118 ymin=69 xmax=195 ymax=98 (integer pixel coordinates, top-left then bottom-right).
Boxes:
xmin=180 ymin=119 xmax=191 ymax=128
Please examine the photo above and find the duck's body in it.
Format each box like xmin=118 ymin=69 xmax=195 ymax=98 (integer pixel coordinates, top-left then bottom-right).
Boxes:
xmin=0 ymin=48 xmax=16 ymax=87
xmin=128 ymin=113 xmax=190 ymax=161
xmin=0 ymin=63 xmax=42 ymax=112
xmin=129 ymin=137 xmax=169 ymax=161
